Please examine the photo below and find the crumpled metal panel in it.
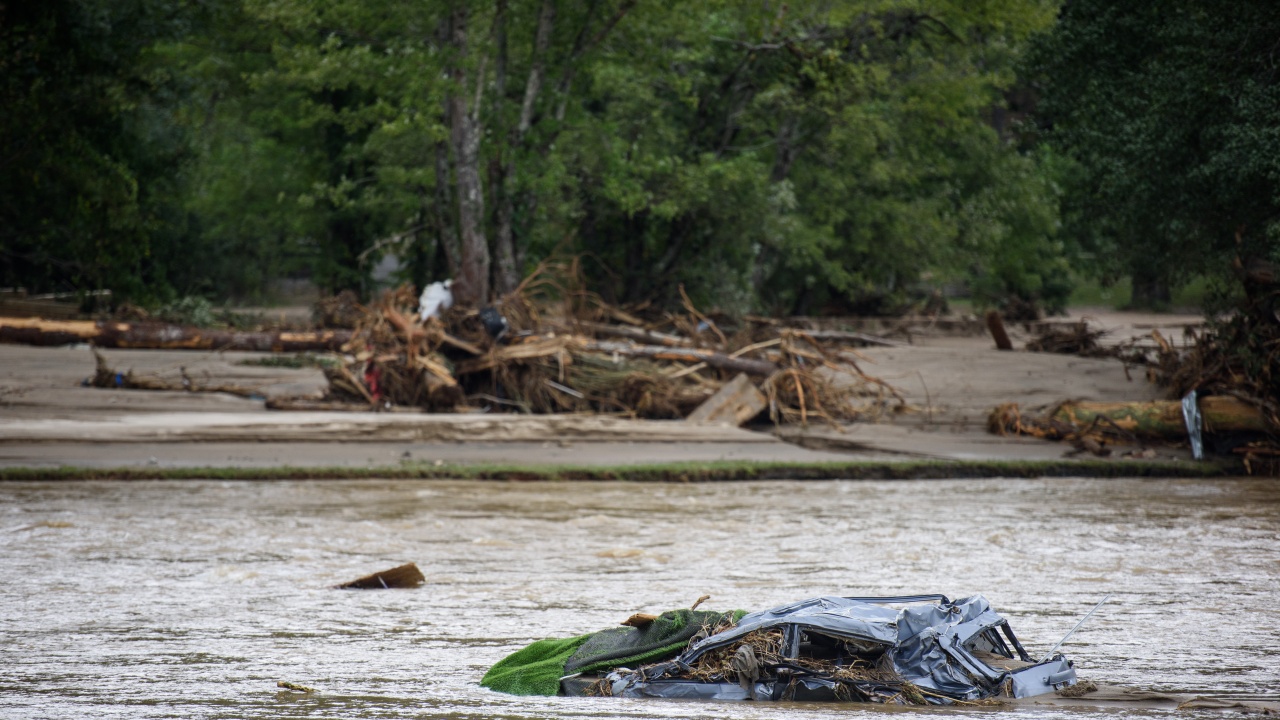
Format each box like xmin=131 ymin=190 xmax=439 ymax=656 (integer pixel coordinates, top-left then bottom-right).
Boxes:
xmin=681 ymin=595 xmax=912 ymax=661
xmin=891 ymin=596 xmax=1008 ymax=698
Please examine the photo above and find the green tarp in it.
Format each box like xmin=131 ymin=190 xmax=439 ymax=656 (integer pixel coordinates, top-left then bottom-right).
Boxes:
xmin=482 ymin=609 xmax=739 ymax=696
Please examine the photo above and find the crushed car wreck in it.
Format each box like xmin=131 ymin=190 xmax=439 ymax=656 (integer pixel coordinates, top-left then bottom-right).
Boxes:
xmin=483 ymin=594 xmax=1078 ymax=704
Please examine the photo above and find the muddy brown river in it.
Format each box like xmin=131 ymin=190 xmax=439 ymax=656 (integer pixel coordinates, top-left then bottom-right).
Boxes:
xmin=2 ymin=477 xmax=1277 ymax=719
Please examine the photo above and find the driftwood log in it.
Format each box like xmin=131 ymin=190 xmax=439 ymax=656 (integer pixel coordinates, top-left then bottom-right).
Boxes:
xmin=1052 ymin=397 xmax=1269 ymax=439
xmin=574 ymin=321 xmax=693 ymax=347
xmin=452 ymin=336 xmax=780 ymax=377
xmin=335 ymin=562 xmax=425 ymax=589
xmin=0 ymin=317 xmax=351 ymax=352
xmin=583 ymin=340 xmax=779 ymax=377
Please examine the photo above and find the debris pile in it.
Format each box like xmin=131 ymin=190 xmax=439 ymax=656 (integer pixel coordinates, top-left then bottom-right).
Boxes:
xmin=652 ymin=628 xmax=916 ymax=703
xmin=315 ymin=262 xmax=904 ymax=424
xmin=1000 ymin=261 xmax=1279 ymax=470
xmin=1149 ymin=316 xmax=1280 ymax=472
xmin=313 ymin=289 xmax=362 ymax=329
xmin=1025 ymin=321 xmax=1110 ymax=357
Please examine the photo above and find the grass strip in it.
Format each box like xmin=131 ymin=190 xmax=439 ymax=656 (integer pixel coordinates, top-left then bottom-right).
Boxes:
xmin=0 ymin=458 xmax=1242 ymax=482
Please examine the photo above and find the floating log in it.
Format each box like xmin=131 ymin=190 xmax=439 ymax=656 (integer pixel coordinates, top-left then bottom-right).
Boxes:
xmin=1051 ymin=397 xmax=1269 ymax=439
xmin=335 ymin=562 xmax=425 ymax=589
xmin=685 ymin=373 xmax=767 ymax=426
xmin=0 ymin=317 xmax=351 ymax=352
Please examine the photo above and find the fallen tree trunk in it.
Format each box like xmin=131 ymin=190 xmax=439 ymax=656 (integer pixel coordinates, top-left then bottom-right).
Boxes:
xmin=88 ymin=349 xmax=264 ymax=398
xmin=0 ymin=317 xmax=351 ymax=352
xmin=574 ymin=321 xmax=693 ymax=347
xmin=584 ymin=340 xmax=778 ymax=377
xmin=1052 ymin=397 xmax=1269 ymax=438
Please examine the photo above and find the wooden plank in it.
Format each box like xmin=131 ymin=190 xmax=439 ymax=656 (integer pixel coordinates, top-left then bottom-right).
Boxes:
xmin=685 ymin=373 xmax=767 ymax=426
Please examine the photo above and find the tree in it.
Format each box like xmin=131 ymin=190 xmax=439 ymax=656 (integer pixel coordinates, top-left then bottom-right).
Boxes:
xmin=0 ymin=0 xmax=203 ymax=301
xmin=570 ymin=0 xmax=1063 ymax=313
xmin=1029 ymin=0 xmax=1280 ymax=308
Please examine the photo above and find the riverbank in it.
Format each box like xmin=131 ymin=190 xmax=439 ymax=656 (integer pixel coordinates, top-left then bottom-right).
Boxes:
xmin=0 ymin=457 xmax=1235 ymax=482
xmin=0 ymin=308 xmax=1219 ymax=478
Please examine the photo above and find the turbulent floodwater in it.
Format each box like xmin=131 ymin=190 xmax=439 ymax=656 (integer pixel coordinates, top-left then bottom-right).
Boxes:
xmin=1 ymin=477 xmax=1277 ymax=719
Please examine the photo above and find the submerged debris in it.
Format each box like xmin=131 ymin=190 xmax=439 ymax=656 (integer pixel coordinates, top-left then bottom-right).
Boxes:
xmin=334 ymin=562 xmax=425 ymax=589
xmin=487 ymin=594 xmax=1077 ymax=705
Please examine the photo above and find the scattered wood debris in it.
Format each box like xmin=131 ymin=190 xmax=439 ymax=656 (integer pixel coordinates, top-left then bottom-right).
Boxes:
xmin=312 ymin=261 xmax=904 ymax=425
xmin=1025 ymin=321 xmax=1110 ymax=356
xmin=335 ymin=562 xmax=426 ymax=589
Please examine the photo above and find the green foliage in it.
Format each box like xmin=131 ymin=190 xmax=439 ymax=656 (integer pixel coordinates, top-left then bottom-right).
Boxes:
xmin=0 ymin=0 xmax=199 ymax=300
xmin=5 ymin=0 xmax=1072 ymax=315
xmin=1028 ymin=0 xmax=1280 ymax=307
xmin=573 ymin=0 xmax=1065 ymax=314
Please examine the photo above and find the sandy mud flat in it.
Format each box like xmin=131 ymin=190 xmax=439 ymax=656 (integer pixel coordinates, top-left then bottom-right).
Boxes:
xmin=0 ymin=309 xmax=1208 ymax=472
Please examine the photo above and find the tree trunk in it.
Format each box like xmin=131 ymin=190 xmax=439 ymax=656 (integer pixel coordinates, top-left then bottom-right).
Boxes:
xmin=1052 ymin=397 xmax=1268 ymax=438
xmin=448 ymin=5 xmax=490 ymax=307
xmin=493 ymin=0 xmax=556 ymax=297
xmin=0 ymin=318 xmax=351 ymax=352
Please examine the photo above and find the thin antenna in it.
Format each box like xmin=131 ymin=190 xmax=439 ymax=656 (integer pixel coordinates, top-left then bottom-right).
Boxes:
xmin=1041 ymin=593 xmax=1113 ymax=662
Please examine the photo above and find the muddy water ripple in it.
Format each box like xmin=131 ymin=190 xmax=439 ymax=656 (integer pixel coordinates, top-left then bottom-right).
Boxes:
xmin=1 ymin=477 xmax=1277 ymax=719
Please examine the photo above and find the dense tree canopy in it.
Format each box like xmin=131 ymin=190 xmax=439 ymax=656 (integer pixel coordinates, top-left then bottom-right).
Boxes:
xmin=16 ymin=0 xmax=1224 ymax=318
xmin=1 ymin=0 xmax=201 ymax=300
xmin=1029 ymin=0 xmax=1280 ymax=307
